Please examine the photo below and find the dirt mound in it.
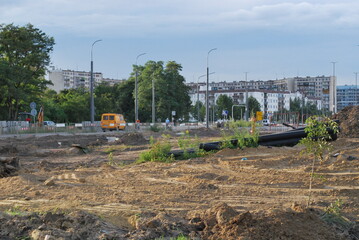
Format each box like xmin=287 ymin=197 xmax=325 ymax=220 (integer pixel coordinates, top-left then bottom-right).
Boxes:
xmin=187 ymin=203 xmax=353 ymax=240
xmin=116 ymin=133 xmax=148 ymax=145
xmin=333 ymin=105 xmax=359 ymax=138
xmin=0 ymin=157 xmax=20 ymax=178
xmin=0 ymin=210 xmax=128 ymax=240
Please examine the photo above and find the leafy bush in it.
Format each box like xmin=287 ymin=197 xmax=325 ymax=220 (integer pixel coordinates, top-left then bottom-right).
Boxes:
xmin=299 ymin=116 xmax=338 ymax=206
xmin=321 ymin=199 xmax=353 ymax=230
xmin=177 ymin=130 xmax=207 ymax=159
xmin=150 ymin=124 xmax=164 ymax=132
xmin=221 ymin=121 xmax=259 ymax=149
xmin=137 ymin=135 xmax=173 ymax=163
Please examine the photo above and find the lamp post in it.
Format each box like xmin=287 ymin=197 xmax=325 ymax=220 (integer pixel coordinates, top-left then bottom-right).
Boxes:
xmin=331 ymin=61 xmax=337 ymax=113
xmin=198 ymin=72 xmax=215 ymax=122
xmin=90 ymin=39 xmax=102 ymax=123
xmin=206 ymin=48 xmax=217 ymax=128
xmin=355 ymin=72 xmax=358 ymax=106
xmin=244 ymin=72 xmax=249 ymax=121
xmin=152 ymin=74 xmax=155 ymax=124
xmin=135 ymin=53 xmax=146 ymax=125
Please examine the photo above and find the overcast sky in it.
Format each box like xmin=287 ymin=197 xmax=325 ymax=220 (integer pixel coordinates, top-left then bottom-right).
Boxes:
xmin=1 ymin=0 xmax=359 ymax=85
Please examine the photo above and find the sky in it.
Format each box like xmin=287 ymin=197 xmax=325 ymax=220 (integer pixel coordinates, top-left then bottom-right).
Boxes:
xmin=1 ymin=0 xmax=359 ymax=85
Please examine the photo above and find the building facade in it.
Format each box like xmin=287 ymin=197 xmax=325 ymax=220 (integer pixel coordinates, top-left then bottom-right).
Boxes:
xmin=337 ymin=85 xmax=359 ymax=112
xmin=47 ymin=68 xmax=123 ymax=92
xmin=187 ymin=75 xmax=333 ymax=113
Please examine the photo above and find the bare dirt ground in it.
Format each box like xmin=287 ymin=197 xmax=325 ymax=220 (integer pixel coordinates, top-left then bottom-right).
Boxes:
xmin=0 ymin=126 xmax=358 ymax=239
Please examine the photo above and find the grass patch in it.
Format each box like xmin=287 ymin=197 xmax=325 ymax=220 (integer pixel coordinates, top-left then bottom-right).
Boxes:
xmin=321 ymin=199 xmax=353 ymax=230
xmin=4 ymin=206 xmax=28 ymax=216
xmin=155 ymin=234 xmax=190 ymax=240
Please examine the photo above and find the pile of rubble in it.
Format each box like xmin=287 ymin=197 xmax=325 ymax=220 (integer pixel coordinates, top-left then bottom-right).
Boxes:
xmin=0 ymin=157 xmax=19 ymax=178
xmin=333 ymin=105 xmax=359 ymax=138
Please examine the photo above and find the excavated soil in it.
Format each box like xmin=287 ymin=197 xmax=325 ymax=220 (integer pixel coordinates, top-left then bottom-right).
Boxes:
xmin=333 ymin=105 xmax=359 ymax=138
xmin=0 ymin=126 xmax=358 ymax=239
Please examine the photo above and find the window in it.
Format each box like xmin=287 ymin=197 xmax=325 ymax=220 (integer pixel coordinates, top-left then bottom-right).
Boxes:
xmin=110 ymin=116 xmax=115 ymax=120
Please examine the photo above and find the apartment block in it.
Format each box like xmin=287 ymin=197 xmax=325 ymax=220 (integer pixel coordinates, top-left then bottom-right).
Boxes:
xmin=47 ymin=68 xmax=124 ymax=92
xmin=187 ymin=75 xmax=334 ymax=113
xmin=337 ymin=85 xmax=359 ymax=111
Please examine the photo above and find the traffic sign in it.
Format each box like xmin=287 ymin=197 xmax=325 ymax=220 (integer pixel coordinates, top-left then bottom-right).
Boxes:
xmin=256 ymin=111 xmax=263 ymax=120
xmin=30 ymin=102 xmax=36 ymax=109
xmin=30 ymin=109 xmax=37 ymax=117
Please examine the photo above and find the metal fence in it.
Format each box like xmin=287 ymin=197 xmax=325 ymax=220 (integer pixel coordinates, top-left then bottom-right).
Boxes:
xmin=0 ymin=120 xmax=294 ymax=136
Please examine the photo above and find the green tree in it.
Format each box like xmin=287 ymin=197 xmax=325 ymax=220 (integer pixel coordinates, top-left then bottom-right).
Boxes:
xmin=290 ymin=97 xmax=302 ymax=112
xmin=40 ymin=89 xmax=66 ymax=122
xmin=190 ymin=101 xmax=205 ymax=121
xmin=136 ymin=60 xmax=191 ymax=122
xmin=0 ymin=23 xmax=55 ymax=120
xmin=112 ymin=79 xmax=135 ymax=122
xmin=300 ymin=116 xmax=338 ymax=206
xmin=94 ymin=82 xmax=116 ymax=118
xmin=57 ymin=88 xmax=90 ymax=123
xmin=248 ymin=96 xmax=261 ymax=117
xmin=216 ymin=94 xmax=233 ymax=119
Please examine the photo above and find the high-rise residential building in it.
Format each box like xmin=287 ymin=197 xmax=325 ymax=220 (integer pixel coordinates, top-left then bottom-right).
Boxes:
xmin=48 ymin=68 xmax=103 ymax=92
xmin=285 ymin=76 xmax=336 ymax=113
xmin=47 ymin=68 xmax=124 ymax=92
xmin=187 ymin=75 xmax=334 ymax=113
xmin=337 ymin=85 xmax=359 ymax=111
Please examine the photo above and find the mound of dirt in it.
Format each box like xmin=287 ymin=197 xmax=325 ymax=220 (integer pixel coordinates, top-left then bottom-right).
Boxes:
xmin=116 ymin=133 xmax=148 ymax=145
xmin=0 ymin=157 xmax=20 ymax=178
xmin=333 ymin=105 xmax=359 ymax=138
xmin=0 ymin=210 xmax=127 ymax=240
xmin=187 ymin=203 xmax=354 ymax=240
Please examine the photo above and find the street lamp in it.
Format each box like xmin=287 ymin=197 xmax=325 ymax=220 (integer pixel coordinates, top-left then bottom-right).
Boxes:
xmin=244 ymin=72 xmax=249 ymax=121
xmin=331 ymin=61 xmax=337 ymax=113
xmin=90 ymin=39 xmax=102 ymax=123
xmin=135 ymin=53 xmax=146 ymax=125
xmin=152 ymin=73 xmax=155 ymax=124
xmin=355 ymin=72 xmax=358 ymax=106
xmin=197 ymin=72 xmax=215 ymax=122
xmin=206 ymin=48 xmax=217 ymax=128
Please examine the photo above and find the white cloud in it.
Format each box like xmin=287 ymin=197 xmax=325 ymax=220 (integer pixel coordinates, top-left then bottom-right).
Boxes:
xmin=2 ymin=0 xmax=359 ymax=37
xmin=0 ymin=0 xmax=359 ymax=36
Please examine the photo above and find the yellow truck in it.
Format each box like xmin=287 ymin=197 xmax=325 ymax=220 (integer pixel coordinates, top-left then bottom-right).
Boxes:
xmin=101 ymin=113 xmax=126 ymax=131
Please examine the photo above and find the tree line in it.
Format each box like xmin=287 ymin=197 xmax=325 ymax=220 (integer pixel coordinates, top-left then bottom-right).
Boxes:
xmin=0 ymin=23 xmax=321 ymax=124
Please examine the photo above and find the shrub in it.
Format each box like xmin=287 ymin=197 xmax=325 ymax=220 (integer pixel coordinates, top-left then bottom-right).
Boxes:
xmin=177 ymin=130 xmax=207 ymax=159
xmin=221 ymin=120 xmax=259 ymax=149
xmin=137 ymin=135 xmax=173 ymax=163
xmin=150 ymin=124 xmax=163 ymax=132
xmin=299 ymin=116 xmax=338 ymax=206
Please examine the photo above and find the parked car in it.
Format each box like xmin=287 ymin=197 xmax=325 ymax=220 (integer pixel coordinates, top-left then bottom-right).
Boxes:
xmin=262 ymin=119 xmax=270 ymax=126
xmin=43 ymin=121 xmax=56 ymax=126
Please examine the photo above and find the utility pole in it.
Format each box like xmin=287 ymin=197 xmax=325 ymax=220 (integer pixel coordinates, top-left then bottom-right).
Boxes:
xmin=152 ymin=74 xmax=155 ymax=124
xmin=90 ymin=39 xmax=102 ymax=123
xmin=135 ymin=53 xmax=146 ymax=124
xmin=206 ymin=48 xmax=217 ymax=128
xmin=244 ymin=72 xmax=249 ymax=121
xmin=355 ymin=72 xmax=358 ymax=106
xmin=331 ymin=61 xmax=337 ymax=113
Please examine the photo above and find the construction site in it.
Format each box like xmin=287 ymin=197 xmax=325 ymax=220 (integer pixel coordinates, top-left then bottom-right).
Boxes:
xmin=0 ymin=107 xmax=358 ymax=240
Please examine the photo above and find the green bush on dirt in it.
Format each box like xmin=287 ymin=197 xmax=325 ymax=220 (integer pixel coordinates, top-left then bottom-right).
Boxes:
xmin=137 ymin=135 xmax=174 ymax=163
xmin=221 ymin=120 xmax=259 ymax=149
xmin=177 ymin=130 xmax=207 ymax=160
xmin=299 ymin=116 xmax=339 ymax=206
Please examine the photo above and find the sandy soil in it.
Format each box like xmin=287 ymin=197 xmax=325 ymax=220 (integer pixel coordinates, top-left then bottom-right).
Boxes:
xmin=0 ymin=129 xmax=358 ymax=240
